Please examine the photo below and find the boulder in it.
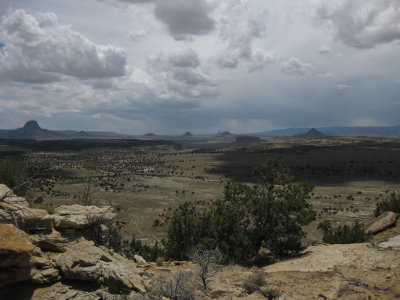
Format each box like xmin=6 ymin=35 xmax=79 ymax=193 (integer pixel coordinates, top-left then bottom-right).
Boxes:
xmin=31 ymin=267 xmax=60 ymax=284
xmin=32 ymin=239 xmax=68 ymax=253
xmin=367 ymin=211 xmax=398 ymax=234
xmin=134 ymin=254 xmax=147 ymax=264
xmin=54 ymin=204 xmax=116 ymax=229
xmin=56 ymin=238 xmax=145 ymax=294
xmin=31 ymin=228 xmax=68 ymax=244
xmin=0 ymin=184 xmax=54 ymax=231
xmin=0 ymin=224 xmax=35 ymax=287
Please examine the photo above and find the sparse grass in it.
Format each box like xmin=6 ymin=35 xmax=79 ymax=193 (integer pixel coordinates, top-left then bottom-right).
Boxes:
xmin=1 ymin=136 xmax=399 ymax=246
xmin=243 ymin=273 xmax=267 ymax=294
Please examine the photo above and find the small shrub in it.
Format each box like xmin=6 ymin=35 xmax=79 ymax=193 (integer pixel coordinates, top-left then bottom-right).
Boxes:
xmin=151 ymin=270 xmax=195 ymax=300
xmin=191 ymin=248 xmax=222 ymax=294
xmin=375 ymin=192 xmax=400 ymax=217
xmin=318 ymin=220 xmax=371 ymax=244
xmin=86 ymin=214 xmax=122 ymax=251
xmin=156 ymin=256 xmax=164 ymax=266
xmin=260 ymin=287 xmax=281 ymax=300
xmin=243 ymin=273 xmax=266 ymax=294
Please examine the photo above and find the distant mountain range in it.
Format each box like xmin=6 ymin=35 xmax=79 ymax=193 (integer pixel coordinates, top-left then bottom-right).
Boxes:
xmin=0 ymin=121 xmax=128 ymax=139
xmin=1 ymin=121 xmax=400 ymax=139
xmin=255 ymin=125 xmax=400 ymax=137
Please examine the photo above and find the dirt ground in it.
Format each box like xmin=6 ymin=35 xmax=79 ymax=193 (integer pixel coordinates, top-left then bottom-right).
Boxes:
xmin=1 ymin=135 xmax=399 ymax=244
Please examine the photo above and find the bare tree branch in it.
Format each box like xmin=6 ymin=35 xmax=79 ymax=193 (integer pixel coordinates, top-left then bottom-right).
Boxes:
xmin=191 ymin=248 xmax=222 ymax=295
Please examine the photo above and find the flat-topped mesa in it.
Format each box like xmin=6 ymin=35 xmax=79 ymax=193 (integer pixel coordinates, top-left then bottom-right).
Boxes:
xmin=23 ymin=120 xmax=41 ymax=130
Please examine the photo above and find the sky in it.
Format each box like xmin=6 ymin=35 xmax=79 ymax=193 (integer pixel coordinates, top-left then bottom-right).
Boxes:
xmin=0 ymin=0 xmax=399 ymax=135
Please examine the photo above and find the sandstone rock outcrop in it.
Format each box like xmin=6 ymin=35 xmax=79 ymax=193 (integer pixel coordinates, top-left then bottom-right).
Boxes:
xmin=0 ymin=184 xmax=54 ymax=231
xmin=0 ymin=223 xmax=61 ymax=286
xmin=56 ymin=238 xmax=145 ymax=294
xmin=0 ymin=223 xmax=35 ymax=287
xmin=53 ymin=204 xmax=116 ymax=229
xmin=378 ymin=234 xmax=400 ymax=249
xmin=367 ymin=211 xmax=398 ymax=234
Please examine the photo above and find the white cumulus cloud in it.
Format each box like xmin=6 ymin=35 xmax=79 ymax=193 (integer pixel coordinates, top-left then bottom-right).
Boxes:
xmin=317 ymin=0 xmax=400 ymax=48
xmin=280 ymin=57 xmax=313 ymax=76
xmin=318 ymin=45 xmax=332 ymax=54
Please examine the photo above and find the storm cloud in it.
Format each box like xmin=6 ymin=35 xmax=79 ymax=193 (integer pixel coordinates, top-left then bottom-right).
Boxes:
xmin=0 ymin=0 xmax=399 ymax=134
xmin=0 ymin=9 xmax=126 ymax=83
xmin=154 ymin=0 xmax=215 ymax=40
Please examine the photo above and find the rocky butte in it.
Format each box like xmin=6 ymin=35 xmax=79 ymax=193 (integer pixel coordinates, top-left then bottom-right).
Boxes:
xmin=296 ymin=128 xmax=328 ymax=137
xmin=0 ymin=120 xmax=64 ymax=139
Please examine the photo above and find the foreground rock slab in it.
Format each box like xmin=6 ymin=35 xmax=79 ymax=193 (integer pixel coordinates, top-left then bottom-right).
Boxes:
xmin=378 ymin=234 xmax=400 ymax=249
xmin=0 ymin=224 xmax=35 ymax=287
xmin=56 ymin=238 xmax=145 ymax=294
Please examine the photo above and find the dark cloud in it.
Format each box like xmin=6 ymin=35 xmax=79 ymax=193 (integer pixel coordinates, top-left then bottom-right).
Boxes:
xmin=98 ymin=0 xmax=154 ymax=7
xmin=172 ymin=69 xmax=209 ymax=86
xmin=0 ymin=9 xmax=127 ymax=83
xmin=317 ymin=0 xmax=400 ymax=48
xmin=0 ymin=42 xmax=5 ymax=55
xmin=169 ymin=49 xmax=200 ymax=68
xmin=280 ymin=57 xmax=313 ymax=76
xmin=216 ymin=55 xmax=238 ymax=69
xmin=154 ymin=0 xmax=215 ymax=40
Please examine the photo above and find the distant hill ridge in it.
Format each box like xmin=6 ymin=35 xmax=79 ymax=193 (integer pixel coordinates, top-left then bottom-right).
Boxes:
xmin=296 ymin=128 xmax=327 ymax=137
xmin=0 ymin=120 xmax=63 ymax=139
xmin=255 ymin=125 xmax=400 ymax=137
xmin=0 ymin=121 xmax=128 ymax=139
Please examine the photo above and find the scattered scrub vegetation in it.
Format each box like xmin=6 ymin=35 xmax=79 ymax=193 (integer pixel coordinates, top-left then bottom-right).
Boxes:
xmin=242 ymin=273 xmax=281 ymax=299
xmin=86 ymin=213 xmax=122 ymax=251
xmin=375 ymin=191 xmax=400 ymax=217
xmin=318 ymin=220 xmax=371 ymax=244
xmin=150 ymin=270 xmax=195 ymax=300
xmin=0 ymin=156 xmax=29 ymax=195
xmin=163 ymin=158 xmax=316 ymax=264
xmin=122 ymin=236 xmax=163 ymax=262
xmin=242 ymin=273 xmax=267 ymax=294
